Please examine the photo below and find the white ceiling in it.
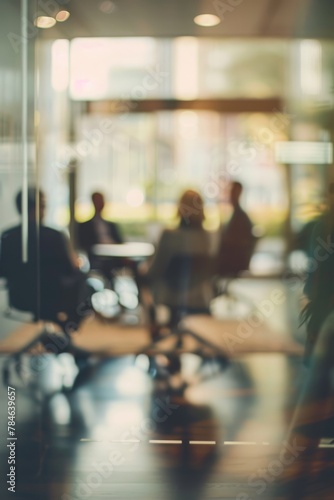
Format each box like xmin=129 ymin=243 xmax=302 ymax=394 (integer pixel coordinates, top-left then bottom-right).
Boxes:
xmin=40 ymin=0 xmax=334 ymax=40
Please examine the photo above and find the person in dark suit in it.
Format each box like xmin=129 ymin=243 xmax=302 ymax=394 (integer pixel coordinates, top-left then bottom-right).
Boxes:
xmin=217 ymin=181 xmax=255 ymax=275
xmin=76 ymin=192 xmax=123 ymax=276
xmin=0 ymin=188 xmax=91 ymax=324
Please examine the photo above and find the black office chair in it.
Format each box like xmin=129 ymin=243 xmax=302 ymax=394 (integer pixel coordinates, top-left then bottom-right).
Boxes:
xmin=1 ymin=263 xmax=96 ymax=388
xmin=162 ymin=253 xmax=213 ymax=325
xmin=140 ymin=253 xmax=228 ymax=359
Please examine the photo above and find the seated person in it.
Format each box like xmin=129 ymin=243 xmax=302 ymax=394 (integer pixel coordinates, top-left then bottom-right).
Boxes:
xmin=76 ymin=192 xmax=123 ymax=277
xmin=0 ymin=188 xmax=92 ymax=325
xmin=217 ymin=181 xmax=254 ymax=275
xmin=146 ymin=189 xmax=214 ymax=323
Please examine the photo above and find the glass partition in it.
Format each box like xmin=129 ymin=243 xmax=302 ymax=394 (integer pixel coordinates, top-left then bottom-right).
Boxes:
xmin=69 ymin=37 xmax=288 ymax=100
xmin=70 ymin=110 xmax=288 ymax=239
xmin=0 ymin=0 xmax=38 ymax=334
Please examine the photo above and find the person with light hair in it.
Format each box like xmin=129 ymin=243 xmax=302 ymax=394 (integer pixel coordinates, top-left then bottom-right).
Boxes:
xmin=146 ymin=189 xmax=213 ymax=324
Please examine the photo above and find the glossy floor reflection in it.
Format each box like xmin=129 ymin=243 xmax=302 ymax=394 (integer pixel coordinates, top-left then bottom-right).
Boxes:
xmin=1 ymin=351 xmax=332 ymax=500
xmin=0 ymin=279 xmax=333 ymax=499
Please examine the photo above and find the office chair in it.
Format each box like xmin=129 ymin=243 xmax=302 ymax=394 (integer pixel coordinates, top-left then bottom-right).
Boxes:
xmin=135 ymin=253 xmax=230 ymax=395
xmin=162 ymin=253 xmax=213 ymax=325
xmin=1 ymin=264 xmax=96 ymax=388
xmin=139 ymin=253 xmax=228 ymax=359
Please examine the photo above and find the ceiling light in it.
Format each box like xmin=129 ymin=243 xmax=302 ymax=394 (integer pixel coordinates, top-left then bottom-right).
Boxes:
xmin=194 ymin=14 xmax=221 ymax=27
xmin=34 ymin=16 xmax=57 ymax=29
xmin=56 ymin=10 xmax=70 ymax=22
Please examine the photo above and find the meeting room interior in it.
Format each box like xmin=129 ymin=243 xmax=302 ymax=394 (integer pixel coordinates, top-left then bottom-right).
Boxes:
xmin=1 ymin=1 xmax=334 ymax=499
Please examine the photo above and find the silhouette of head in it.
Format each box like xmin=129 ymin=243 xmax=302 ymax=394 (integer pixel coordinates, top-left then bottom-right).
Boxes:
xmin=230 ymin=181 xmax=243 ymax=208
xmin=15 ymin=188 xmax=46 ymax=222
xmin=92 ymin=192 xmax=105 ymax=215
xmin=177 ymin=189 xmax=205 ymax=228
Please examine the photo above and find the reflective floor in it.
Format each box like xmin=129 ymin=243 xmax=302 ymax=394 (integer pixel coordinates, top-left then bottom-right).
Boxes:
xmin=0 ymin=279 xmax=333 ymax=500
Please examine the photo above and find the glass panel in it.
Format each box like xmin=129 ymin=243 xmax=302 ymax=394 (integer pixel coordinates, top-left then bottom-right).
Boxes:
xmin=176 ymin=38 xmax=289 ymax=99
xmin=49 ymin=111 xmax=289 ymax=242
xmin=70 ymin=38 xmax=164 ymax=100
xmin=0 ymin=0 xmax=38 ymax=331
xmin=69 ymin=37 xmax=288 ymax=100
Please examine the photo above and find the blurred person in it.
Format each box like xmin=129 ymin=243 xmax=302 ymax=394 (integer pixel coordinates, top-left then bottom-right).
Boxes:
xmin=217 ymin=181 xmax=255 ymax=275
xmin=279 ymin=182 xmax=334 ymax=497
xmin=294 ymin=218 xmax=320 ymax=257
xmin=302 ymin=182 xmax=334 ymax=364
xmin=0 ymin=188 xmax=92 ymax=325
xmin=277 ymin=314 xmax=334 ymax=499
xmin=145 ymin=189 xmax=214 ymax=325
xmin=77 ymin=191 xmax=123 ymax=277
xmin=293 ymin=203 xmax=326 ymax=257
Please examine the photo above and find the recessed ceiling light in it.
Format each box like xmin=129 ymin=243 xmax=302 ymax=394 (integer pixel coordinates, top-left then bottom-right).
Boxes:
xmin=194 ymin=14 xmax=221 ymax=27
xmin=56 ymin=10 xmax=70 ymax=22
xmin=34 ymin=16 xmax=57 ymax=29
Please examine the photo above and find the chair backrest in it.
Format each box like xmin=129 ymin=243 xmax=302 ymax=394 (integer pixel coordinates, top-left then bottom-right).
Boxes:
xmin=5 ymin=263 xmax=39 ymax=318
xmin=163 ymin=253 xmax=215 ymax=302
xmin=5 ymin=266 xmax=64 ymax=323
xmin=5 ymin=264 xmax=89 ymax=326
xmin=1 ymin=225 xmax=90 ymax=325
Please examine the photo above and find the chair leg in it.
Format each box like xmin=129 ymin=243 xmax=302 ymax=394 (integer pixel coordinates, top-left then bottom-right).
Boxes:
xmin=2 ymin=323 xmax=91 ymax=389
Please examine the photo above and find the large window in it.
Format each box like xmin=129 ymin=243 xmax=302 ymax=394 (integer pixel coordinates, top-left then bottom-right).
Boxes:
xmin=69 ymin=38 xmax=288 ymax=100
xmin=73 ymin=111 xmax=288 ymax=238
xmin=39 ymin=36 xmax=334 ymax=240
